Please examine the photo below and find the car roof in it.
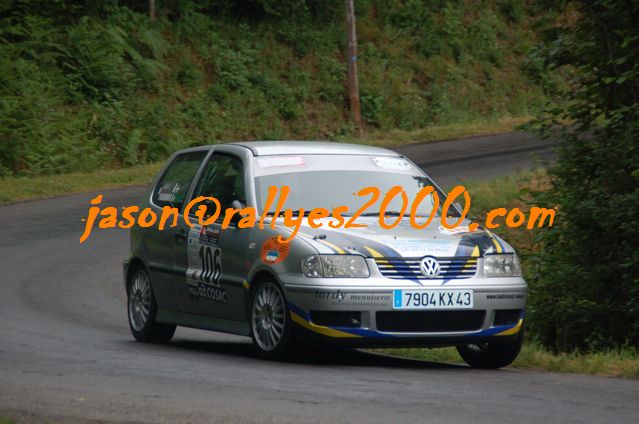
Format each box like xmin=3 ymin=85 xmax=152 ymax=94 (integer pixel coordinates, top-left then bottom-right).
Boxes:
xmin=226 ymin=140 xmax=400 ymax=157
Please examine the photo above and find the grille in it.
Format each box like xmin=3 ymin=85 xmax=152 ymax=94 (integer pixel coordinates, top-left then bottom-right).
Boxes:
xmin=376 ymin=310 xmax=486 ymax=332
xmin=375 ymin=257 xmax=478 ymax=280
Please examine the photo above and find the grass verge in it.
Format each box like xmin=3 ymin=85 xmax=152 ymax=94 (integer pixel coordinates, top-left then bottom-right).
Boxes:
xmin=0 ymin=162 xmax=162 ymax=205
xmin=346 ymin=116 xmax=531 ymax=147
xmin=0 ymin=118 xmax=529 ymax=205
xmin=372 ymin=344 xmax=639 ymax=379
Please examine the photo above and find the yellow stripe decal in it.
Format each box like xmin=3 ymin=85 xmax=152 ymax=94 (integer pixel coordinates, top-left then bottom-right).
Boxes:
xmin=364 ymin=246 xmax=384 ymax=258
xmin=462 ymin=247 xmax=480 ymax=271
xmin=492 ymin=237 xmax=503 ymax=253
xmin=496 ymin=319 xmax=523 ymax=336
xmin=290 ymin=312 xmax=360 ymax=338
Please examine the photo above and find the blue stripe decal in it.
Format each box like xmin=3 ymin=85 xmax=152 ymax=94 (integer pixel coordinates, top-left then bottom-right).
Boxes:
xmin=493 ymin=234 xmax=506 ymax=252
xmin=442 ymin=235 xmax=476 ymax=285
xmin=335 ymin=327 xmax=395 ymax=338
xmin=288 ymin=302 xmax=311 ymax=321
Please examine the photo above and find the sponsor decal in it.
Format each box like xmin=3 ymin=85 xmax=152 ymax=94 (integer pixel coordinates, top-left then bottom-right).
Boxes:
xmin=194 ymin=283 xmax=227 ymax=303
xmin=257 ymin=156 xmax=305 ymax=168
xmin=371 ymin=156 xmax=412 ymax=170
xmin=485 ymin=293 xmax=526 ymax=300
xmin=186 ymin=225 xmax=227 ymax=304
xmin=345 ymin=293 xmax=392 ymax=306
xmin=198 ymin=225 xmax=220 ymax=246
xmin=383 ymin=238 xmax=456 ymax=256
xmin=313 ymin=290 xmax=392 ymax=306
xmin=156 ymin=182 xmax=181 ymax=202
xmin=314 ymin=290 xmax=346 ymax=301
xmin=260 ymin=237 xmax=290 ymax=264
xmin=439 ymin=225 xmax=473 ymax=235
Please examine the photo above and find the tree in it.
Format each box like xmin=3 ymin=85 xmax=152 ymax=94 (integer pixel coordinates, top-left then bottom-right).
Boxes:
xmin=527 ymin=0 xmax=639 ymax=352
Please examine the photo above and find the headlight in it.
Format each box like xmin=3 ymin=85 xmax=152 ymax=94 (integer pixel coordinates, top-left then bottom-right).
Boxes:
xmin=483 ymin=253 xmax=522 ymax=277
xmin=302 ymin=255 xmax=370 ymax=278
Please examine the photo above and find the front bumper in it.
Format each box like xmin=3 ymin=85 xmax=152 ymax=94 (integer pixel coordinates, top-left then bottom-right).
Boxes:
xmin=280 ymin=270 xmax=526 ymax=347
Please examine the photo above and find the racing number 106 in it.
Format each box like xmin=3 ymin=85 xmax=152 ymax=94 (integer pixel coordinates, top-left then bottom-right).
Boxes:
xmin=198 ymin=246 xmax=221 ymax=284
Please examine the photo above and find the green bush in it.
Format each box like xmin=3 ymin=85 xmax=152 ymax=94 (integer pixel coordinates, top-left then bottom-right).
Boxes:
xmin=526 ymin=0 xmax=639 ymax=352
xmin=360 ymin=89 xmax=385 ymax=127
xmin=62 ymin=19 xmax=137 ymax=102
xmin=498 ymin=0 xmax=525 ymax=23
xmin=174 ymin=58 xmax=203 ymax=88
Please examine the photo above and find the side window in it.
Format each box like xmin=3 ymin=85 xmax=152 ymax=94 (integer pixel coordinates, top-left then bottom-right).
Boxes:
xmin=153 ymin=151 xmax=207 ymax=210
xmin=193 ymin=153 xmax=246 ymax=216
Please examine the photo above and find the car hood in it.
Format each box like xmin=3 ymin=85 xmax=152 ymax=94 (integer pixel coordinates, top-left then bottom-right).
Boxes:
xmin=285 ymin=217 xmax=512 ymax=258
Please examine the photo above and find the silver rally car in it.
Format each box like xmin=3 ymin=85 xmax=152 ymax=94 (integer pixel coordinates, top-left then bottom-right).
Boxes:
xmin=125 ymin=141 xmax=527 ymax=368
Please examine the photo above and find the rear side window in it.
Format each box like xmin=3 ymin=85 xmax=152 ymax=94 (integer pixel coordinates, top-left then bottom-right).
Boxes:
xmin=153 ymin=151 xmax=207 ymax=209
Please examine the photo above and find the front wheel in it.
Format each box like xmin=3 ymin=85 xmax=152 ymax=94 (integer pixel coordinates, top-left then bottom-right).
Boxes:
xmin=127 ymin=266 xmax=176 ymax=343
xmin=250 ymin=280 xmax=295 ymax=360
xmin=457 ymin=327 xmax=524 ymax=369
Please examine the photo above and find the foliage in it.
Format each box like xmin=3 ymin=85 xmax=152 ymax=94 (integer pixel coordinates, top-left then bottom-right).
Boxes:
xmin=0 ymin=0 xmax=551 ymax=176
xmin=525 ymin=0 xmax=639 ymax=352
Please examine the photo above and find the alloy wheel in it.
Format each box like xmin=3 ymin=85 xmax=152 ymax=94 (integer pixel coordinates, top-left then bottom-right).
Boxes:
xmin=129 ymin=270 xmax=151 ymax=331
xmin=251 ymin=283 xmax=286 ymax=351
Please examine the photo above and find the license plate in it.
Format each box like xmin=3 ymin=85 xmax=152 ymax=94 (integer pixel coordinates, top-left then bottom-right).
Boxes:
xmin=393 ymin=289 xmax=474 ymax=310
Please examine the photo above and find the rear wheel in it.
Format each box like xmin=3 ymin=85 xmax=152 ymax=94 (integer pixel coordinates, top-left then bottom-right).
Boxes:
xmin=250 ymin=280 xmax=295 ymax=359
xmin=457 ymin=327 xmax=524 ymax=369
xmin=127 ymin=266 xmax=176 ymax=343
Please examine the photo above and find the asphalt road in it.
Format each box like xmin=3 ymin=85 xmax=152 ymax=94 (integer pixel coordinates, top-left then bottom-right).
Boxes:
xmin=399 ymin=131 xmax=556 ymax=186
xmin=1 ymin=133 xmax=637 ymax=423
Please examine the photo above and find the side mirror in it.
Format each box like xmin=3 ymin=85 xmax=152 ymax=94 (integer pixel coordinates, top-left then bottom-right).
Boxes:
xmin=231 ymin=199 xmax=245 ymax=210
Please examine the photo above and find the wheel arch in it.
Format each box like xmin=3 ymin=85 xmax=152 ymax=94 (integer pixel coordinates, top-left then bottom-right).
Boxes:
xmin=245 ymin=269 xmax=282 ymax=320
xmin=125 ymin=257 xmax=147 ymax=290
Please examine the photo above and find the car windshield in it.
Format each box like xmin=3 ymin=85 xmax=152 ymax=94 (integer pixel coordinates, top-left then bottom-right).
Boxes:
xmin=254 ymin=156 xmax=454 ymax=217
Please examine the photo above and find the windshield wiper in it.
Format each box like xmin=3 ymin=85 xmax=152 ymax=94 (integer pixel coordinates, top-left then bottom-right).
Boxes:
xmin=359 ymin=211 xmax=405 ymax=217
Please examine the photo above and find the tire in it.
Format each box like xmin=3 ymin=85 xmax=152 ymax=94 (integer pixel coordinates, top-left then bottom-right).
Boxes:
xmin=127 ymin=266 xmax=176 ymax=343
xmin=249 ymin=279 xmax=295 ymax=360
xmin=457 ymin=326 xmax=524 ymax=369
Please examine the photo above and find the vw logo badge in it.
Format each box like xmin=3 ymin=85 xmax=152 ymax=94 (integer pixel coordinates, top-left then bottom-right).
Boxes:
xmin=420 ymin=256 xmax=441 ymax=278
